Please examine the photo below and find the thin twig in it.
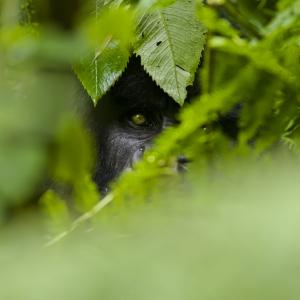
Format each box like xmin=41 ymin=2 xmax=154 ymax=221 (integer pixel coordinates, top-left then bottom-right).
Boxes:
xmin=44 ymin=193 xmax=114 ymax=247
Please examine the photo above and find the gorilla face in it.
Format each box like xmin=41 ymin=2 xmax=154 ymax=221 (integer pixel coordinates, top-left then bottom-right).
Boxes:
xmin=87 ymin=57 xmax=181 ymax=193
xmin=78 ymin=57 xmax=237 ymax=194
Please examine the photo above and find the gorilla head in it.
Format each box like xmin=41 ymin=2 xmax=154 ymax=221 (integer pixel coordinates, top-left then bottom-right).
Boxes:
xmin=83 ymin=57 xmax=184 ymax=194
xmin=78 ymin=56 xmax=237 ymax=194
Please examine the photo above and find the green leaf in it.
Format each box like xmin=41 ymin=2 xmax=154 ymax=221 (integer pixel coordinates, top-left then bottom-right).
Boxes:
xmin=134 ymin=0 xmax=206 ymax=105
xmin=40 ymin=190 xmax=71 ymax=234
xmin=74 ymin=39 xmax=130 ymax=105
xmin=74 ymin=6 xmax=135 ymax=105
xmin=266 ymin=0 xmax=300 ymax=33
xmin=51 ymin=120 xmax=95 ymax=184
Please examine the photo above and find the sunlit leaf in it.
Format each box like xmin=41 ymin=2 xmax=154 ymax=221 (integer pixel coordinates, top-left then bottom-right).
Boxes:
xmin=74 ymin=6 xmax=135 ymax=105
xmin=74 ymin=40 xmax=130 ymax=105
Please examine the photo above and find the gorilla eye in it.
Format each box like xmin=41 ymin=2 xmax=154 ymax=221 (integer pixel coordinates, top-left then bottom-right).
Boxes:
xmin=131 ymin=113 xmax=147 ymax=126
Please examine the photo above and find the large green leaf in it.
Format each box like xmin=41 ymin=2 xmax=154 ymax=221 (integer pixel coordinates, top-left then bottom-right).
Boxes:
xmin=134 ymin=0 xmax=206 ymax=105
xmin=74 ymin=5 xmax=135 ymax=105
xmin=74 ymin=39 xmax=130 ymax=105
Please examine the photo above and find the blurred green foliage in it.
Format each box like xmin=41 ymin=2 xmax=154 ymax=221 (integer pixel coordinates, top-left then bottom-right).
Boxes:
xmin=1 ymin=0 xmax=300 ymax=298
xmin=2 ymin=161 xmax=300 ymax=299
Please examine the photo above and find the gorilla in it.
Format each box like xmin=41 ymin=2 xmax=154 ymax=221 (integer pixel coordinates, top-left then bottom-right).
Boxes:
xmin=78 ymin=56 xmax=238 ymax=194
xmin=78 ymin=56 xmax=189 ymax=194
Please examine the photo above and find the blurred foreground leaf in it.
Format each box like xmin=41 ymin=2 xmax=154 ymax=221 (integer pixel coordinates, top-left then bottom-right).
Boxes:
xmin=0 ymin=67 xmax=74 ymax=213
xmin=1 ymin=161 xmax=300 ymax=299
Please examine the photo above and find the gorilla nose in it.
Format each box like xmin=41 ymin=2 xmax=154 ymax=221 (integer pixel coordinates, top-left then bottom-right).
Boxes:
xmin=177 ymin=155 xmax=190 ymax=164
xmin=177 ymin=155 xmax=190 ymax=172
xmin=131 ymin=146 xmax=190 ymax=173
xmin=131 ymin=146 xmax=146 ymax=165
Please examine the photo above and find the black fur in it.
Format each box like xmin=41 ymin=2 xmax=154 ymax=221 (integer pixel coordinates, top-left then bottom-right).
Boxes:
xmin=79 ymin=57 xmax=180 ymax=193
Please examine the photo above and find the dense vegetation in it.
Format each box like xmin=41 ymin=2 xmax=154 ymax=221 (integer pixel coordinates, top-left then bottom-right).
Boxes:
xmin=1 ymin=0 xmax=300 ymax=298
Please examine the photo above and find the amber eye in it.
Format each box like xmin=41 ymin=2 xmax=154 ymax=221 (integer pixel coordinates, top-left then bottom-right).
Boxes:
xmin=131 ymin=113 xmax=147 ymax=126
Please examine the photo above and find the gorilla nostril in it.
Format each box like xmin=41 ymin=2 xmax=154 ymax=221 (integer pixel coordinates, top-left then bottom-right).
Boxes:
xmin=177 ymin=155 xmax=190 ymax=173
xmin=177 ymin=155 xmax=190 ymax=164
xmin=131 ymin=146 xmax=146 ymax=165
